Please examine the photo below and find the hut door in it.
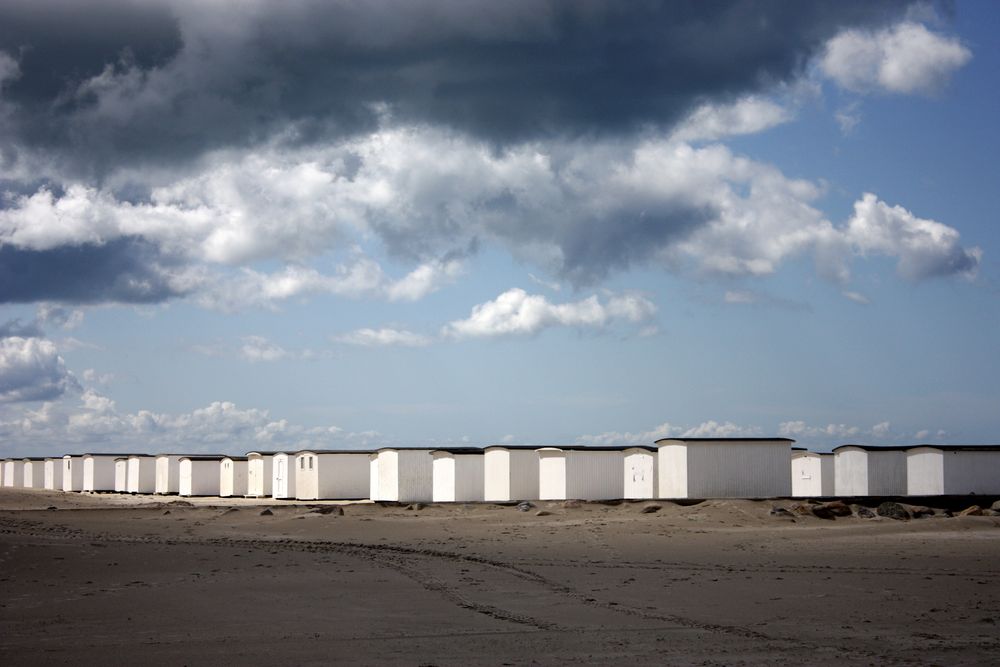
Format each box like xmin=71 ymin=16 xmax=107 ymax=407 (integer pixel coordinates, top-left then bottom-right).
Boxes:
xmin=276 ymin=458 xmax=286 ymax=496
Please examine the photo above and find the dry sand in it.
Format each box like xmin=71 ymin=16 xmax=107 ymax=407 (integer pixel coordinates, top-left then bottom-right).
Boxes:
xmin=2 ymin=488 xmax=999 ymax=665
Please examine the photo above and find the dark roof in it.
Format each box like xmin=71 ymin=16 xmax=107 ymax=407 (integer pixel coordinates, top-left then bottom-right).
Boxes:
xmin=294 ymin=449 xmax=375 ymax=455
xmin=179 ymin=455 xmax=228 ymax=461
xmin=126 ymin=454 xmax=156 ymax=458
xmin=484 ymin=444 xmax=549 ymax=451
xmin=21 ymin=457 xmax=47 ymax=461
xmin=83 ymin=452 xmax=148 ymax=457
xmin=537 ymin=445 xmax=653 ymax=452
xmin=243 ymin=450 xmax=292 ymax=456
xmin=832 ymin=444 xmax=911 ymax=452
xmin=430 ymin=447 xmax=486 ymax=455
xmin=654 ymin=438 xmax=795 ymax=444
xmin=375 ymin=447 xmax=437 ymax=453
xmin=223 ymin=456 xmax=249 ymax=461
xmin=791 ymin=449 xmax=833 ymax=456
xmin=908 ymin=444 xmax=1000 ymax=452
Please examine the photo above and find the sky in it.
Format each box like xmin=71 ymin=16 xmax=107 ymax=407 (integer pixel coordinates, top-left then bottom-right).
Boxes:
xmin=1 ymin=0 xmax=998 ymax=457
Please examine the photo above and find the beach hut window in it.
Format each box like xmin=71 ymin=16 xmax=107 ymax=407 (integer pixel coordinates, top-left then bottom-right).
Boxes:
xmin=299 ymin=458 xmax=305 ymax=470
xmin=308 ymin=456 xmax=314 ymax=470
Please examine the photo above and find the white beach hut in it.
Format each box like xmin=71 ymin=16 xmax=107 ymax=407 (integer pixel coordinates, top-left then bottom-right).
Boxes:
xmin=294 ymin=450 xmax=370 ymax=500
xmin=155 ymin=454 xmax=183 ymax=494
xmin=114 ymin=457 xmax=129 ymax=492
xmin=83 ymin=454 xmax=122 ymax=492
xmin=791 ymin=449 xmax=835 ymax=497
xmin=62 ymin=455 xmax=84 ymax=492
xmin=623 ymin=447 xmax=658 ymax=500
xmin=906 ymin=445 xmax=1000 ymax=495
xmin=44 ymin=458 xmax=63 ymax=490
xmin=656 ymin=438 xmax=794 ymax=499
xmin=371 ymin=448 xmax=434 ymax=502
xmin=431 ymin=448 xmax=485 ymax=502
xmin=483 ymin=445 xmax=540 ymax=502
xmin=126 ymin=455 xmax=156 ymax=494
xmin=179 ymin=456 xmax=224 ymax=497
xmin=245 ymin=451 xmax=275 ymax=498
xmin=22 ymin=458 xmax=46 ymax=488
xmin=3 ymin=459 xmax=24 ymax=487
xmin=538 ymin=447 xmax=625 ymax=501
xmin=271 ymin=452 xmax=297 ymax=499
xmin=833 ymin=445 xmax=908 ymax=496
xmin=220 ymin=456 xmax=249 ymax=498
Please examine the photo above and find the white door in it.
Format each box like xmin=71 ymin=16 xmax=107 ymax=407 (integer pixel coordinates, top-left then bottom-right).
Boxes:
xmin=276 ymin=457 xmax=286 ymax=497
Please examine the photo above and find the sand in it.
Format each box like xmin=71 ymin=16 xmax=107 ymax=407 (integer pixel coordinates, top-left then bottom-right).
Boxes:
xmin=2 ymin=488 xmax=999 ymax=665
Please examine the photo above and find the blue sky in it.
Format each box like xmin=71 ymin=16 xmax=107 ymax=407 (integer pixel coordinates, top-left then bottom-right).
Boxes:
xmin=1 ymin=1 xmax=998 ymax=456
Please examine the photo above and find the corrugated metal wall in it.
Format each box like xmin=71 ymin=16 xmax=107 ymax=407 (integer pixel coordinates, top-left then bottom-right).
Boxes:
xmin=567 ymin=450 xmax=624 ymax=500
xmin=868 ymin=451 xmax=906 ymax=495
xmin=687 ymin=442 xmax=791 ymax=498
xmin=944 ymin=450 xmax=1000 ymax=494
xmin=906 ymin=448 xmax=943 ymax=495
xmin=454 ymin=455 xmax=485 ymax=502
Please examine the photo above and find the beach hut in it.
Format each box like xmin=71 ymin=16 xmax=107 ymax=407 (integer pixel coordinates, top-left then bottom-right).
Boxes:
xmin=294 ymin=450 xmax=370 ymax=500
xmin=431 ymin=448 xmax=485 ymax=502
xmin=833 ymin=445 xmax=908 ymax=496
xmin=114 ymin=457 xmax=129 ymax=492
xmin=22 ymin=458 xmax=45 ymax=488
xmin=83 ymin=454 xmax=121 ymax=492
xmin=219 ymin=456 xmax=249 ymax=497
xmin=245 ymin=451 xmax=275 ymax=497
xmin=483 ymin=445 xmax=541 ymax=502
xmin=791 ymin=449 xmax=835 ymax=497
xmin=906 ymin=445 xmax=1000 ymax=496
xmin=179 ymin=456 xmax=224 ymax=496
xmin=271 ymin=452 xmax=297 ymax=499
xmin=127 ymin=455 xmax=156 ymax=494
xmin=44 ymin=458 xmax=63 ymax=490
xmin=62 ymin=455 xmax=84 ymax=492
xmin=537 ymin=447 xmax=625 ymax=501
xmin=623 ymin=447 xmax=658 ymax=500
xmin=155 ymin=454 xmax=183 ymax=494
xmin=3 ymin=459 xmax=24 ymax=487
xmin=656 ymin=438 xmax=794 ymax=499
xmin=371 ymin=448 xmax=434 ymax=502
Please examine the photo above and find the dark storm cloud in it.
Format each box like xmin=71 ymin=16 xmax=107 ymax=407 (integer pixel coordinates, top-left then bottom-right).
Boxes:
xmin=0 ymin=0 xmax=913 ymax=176
xmin=0 ymin=237 xmax=187 ymax=304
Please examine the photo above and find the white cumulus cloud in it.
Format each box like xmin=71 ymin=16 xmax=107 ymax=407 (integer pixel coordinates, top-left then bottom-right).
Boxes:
xmin=331 ymin=328 xmax=433 ymax=348
xmin=821 ymin=21 xmax=971 ymax=95
xmin=443 ymin=288 xmax=657 ymax=339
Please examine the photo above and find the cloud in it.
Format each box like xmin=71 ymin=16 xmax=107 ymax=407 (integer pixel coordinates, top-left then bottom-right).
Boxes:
xmin=671 ymin=96 xmax=792 ymax=143
xmin=842 ymin=290 xmax=871 ymax=304
xmin=0 ymin=336 xmax=79 ymax=402
xmin=835 ymin=101 xmax=862 ymax=134
xmin=842 ymin=193 xmax=980 ymax=281
xmin=443 ymin=288 xmax=656 ymax=339
xmin=577 ymin=419 xmax=761 ymax=446
xmin=198 ymin=257 xmax=463 ymax=312
xmin=821 ymin=21 xmax=971 ymax=95
xmin=0 ymin=1 xmax=910 ymax=175
xmin=1 ymin=127 xmax=978 ymax=308
xmin=0 ymin=237 xmax=193 ymax=304
xmin=37 ymin=304 xmax=84 ymax=330
xmin=778 ymin=419 xmax=897 ymax=443
xmin=0 ymin=391 xmax=383 ymax=454
xmin=239 ymin=336 xmax=288 ymax=363
xmin=331 ymin=328 xmax=432 ymax=348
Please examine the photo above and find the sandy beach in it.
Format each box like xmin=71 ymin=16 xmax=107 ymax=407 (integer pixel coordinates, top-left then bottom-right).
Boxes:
xmin=2 ymin=488 xmax=999 ymax=666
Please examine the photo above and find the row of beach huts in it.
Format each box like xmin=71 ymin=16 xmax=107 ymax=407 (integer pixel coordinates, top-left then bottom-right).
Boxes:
xmin=3 ymin=438 xmax=1000 ymax=502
